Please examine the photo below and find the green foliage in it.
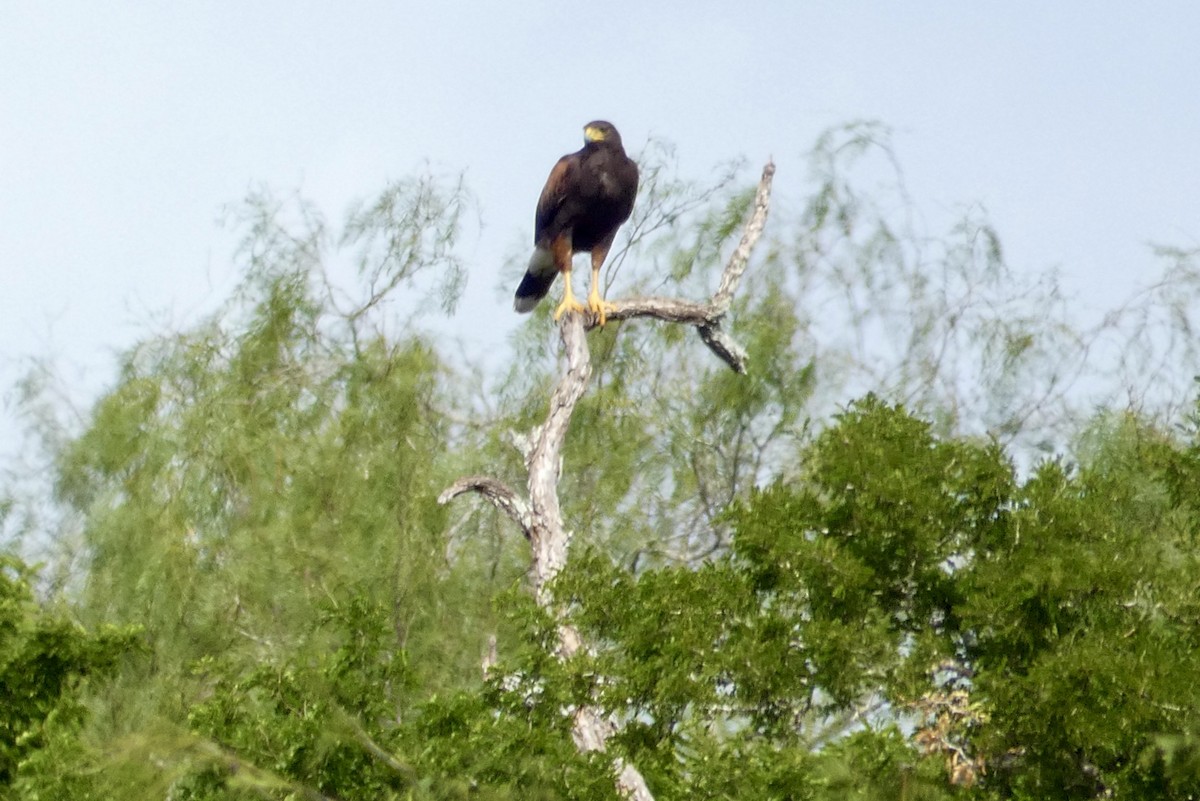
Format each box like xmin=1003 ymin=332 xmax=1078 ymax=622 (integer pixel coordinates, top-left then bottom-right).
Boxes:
xmin=812 ymin=727 xmax=955 ymax=801
xmin=0 ymin=554 xmax=138 ymax=793
xmin=9 ymin=176 xmax=522 ymax=800
xmin=181 ymin=595 xmax=417 ymax=800
xmin=958 ymin=414 xmax=1200 ymax=799
xmin=556 ymin=398 xmax=1200 ymax=799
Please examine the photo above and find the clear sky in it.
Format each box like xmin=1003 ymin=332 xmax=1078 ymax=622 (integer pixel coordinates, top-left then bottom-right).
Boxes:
xmin=3 ymin=3 xmax=1199 ymax=443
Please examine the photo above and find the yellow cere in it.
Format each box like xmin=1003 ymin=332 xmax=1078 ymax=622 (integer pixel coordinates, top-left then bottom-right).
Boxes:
xmin=584 ymin=125 xmax=606 ymax=142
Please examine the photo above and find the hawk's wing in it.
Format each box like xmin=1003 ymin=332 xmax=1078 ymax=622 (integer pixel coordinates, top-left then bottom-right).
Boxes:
xmin=534 ymin=154 xmax=579 ymax=243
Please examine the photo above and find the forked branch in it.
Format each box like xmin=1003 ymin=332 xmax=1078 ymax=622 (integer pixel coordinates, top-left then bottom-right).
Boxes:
xmin=595 ymin=160 xmax=776 ymax=373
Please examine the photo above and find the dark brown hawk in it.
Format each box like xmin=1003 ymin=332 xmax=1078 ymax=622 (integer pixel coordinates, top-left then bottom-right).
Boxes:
xmin=513 ymin=120 xmax=639 ymax=326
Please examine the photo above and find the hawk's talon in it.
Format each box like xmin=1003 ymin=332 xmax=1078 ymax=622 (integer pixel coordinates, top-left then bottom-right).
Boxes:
xmin=554 ymin=273 xmax=586 ymax=321
xmin=553 ymin=295 xmax=587 ymax=321
xmin=586 ymin=290 xmax=617 ymax=327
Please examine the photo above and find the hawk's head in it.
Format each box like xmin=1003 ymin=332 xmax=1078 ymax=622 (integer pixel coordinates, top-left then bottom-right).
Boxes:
xmin=584 ymin=121 xmax=623 ymax=149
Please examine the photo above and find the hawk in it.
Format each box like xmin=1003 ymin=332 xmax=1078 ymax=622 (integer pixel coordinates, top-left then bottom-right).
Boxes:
xmin=513 ymin=121 xmax=638 ymax=326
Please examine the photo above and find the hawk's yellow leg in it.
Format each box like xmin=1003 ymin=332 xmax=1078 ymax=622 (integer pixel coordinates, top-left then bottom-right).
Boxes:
xmin=587 ymin=264 xmax=617 ymax=326
xmin=553 ymin=267 xmax=587 ymax=320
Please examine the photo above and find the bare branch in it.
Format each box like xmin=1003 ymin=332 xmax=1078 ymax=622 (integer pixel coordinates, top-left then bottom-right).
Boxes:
xmin=603 ymin=295 xmax=713 ymax=323
xmin=437 ymin=476 xmax=531 ymax=538
xmin=526 ymin=314 xmax=592 ymax=601
xmin=481 ymin=633 xmax=498 ymax=678
xmin=698 ymin=322 xmax=750 ymax=373
xmin=573 ymin=708 xmax=655 ymax=801
xmin=714 ymin=159 xmax=776 ymax=313
xmin=585 ymin=160 xmax=776 ymax=373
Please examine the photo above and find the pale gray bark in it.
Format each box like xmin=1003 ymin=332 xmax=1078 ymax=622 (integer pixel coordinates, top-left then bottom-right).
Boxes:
xmin=598 ymin=160 xmax=775 ymax=373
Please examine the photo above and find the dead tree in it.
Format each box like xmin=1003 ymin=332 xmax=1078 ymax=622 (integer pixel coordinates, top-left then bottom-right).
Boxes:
xmin=439 ymin=160 xmax=775 ymax=801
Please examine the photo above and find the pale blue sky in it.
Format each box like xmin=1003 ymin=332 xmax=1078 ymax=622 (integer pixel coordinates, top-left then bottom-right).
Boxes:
xmin=3 ymin=3 xmax=1199 ymax=441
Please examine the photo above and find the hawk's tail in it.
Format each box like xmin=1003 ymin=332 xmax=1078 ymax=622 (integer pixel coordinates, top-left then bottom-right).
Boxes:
xmin=513 ymin=247 xmax=558 ymax=313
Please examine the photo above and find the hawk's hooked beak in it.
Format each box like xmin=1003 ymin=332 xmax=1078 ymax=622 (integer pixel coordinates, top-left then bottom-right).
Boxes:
xmin=584 ymin=125 xmax=606 ymax=143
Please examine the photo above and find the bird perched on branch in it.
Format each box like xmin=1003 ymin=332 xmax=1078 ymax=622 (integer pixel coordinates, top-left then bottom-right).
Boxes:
xmin=513 ymin=120 xmax=639 ymax=326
